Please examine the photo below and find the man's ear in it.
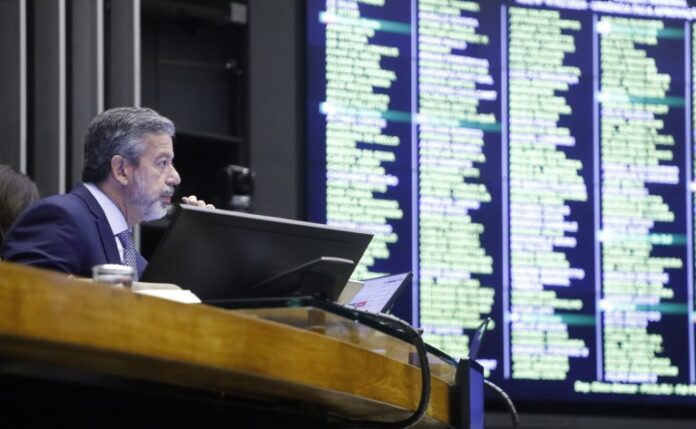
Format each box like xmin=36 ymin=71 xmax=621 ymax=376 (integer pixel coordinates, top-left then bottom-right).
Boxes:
xmin=110 ymin=155 xmax=130 ymax=186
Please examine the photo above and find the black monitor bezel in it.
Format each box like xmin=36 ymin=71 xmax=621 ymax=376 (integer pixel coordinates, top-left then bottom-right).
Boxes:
xmin=141 ymin=205 xmax=373 ymax=301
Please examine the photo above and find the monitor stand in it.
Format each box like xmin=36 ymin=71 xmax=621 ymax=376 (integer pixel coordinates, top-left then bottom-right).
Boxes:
xmin=244 ymin=256 xmax=355 ymax=301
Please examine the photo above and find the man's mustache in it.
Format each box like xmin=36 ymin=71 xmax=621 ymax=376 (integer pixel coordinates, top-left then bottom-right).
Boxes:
xmin=161 ymin=187 xmax=175 ymax=198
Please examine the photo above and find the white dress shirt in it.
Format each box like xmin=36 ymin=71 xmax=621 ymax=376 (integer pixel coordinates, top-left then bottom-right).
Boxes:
xmin=83 ymin=182 xmax=130 ymax=263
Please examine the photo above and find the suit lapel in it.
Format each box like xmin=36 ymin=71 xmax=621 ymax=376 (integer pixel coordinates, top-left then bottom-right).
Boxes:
xmin=72 ymin=184 xmax=121 ymax=264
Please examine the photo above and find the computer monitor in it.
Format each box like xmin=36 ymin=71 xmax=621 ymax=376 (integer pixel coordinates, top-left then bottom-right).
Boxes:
xmin=343 ymin=272 xmax=412 ymax=314
xmin=141 ymin=205 xmax=373 ymax=301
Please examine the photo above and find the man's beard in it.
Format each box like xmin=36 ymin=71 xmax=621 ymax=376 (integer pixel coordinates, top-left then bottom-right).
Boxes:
xmin=131 ymin=174 xmax=174 ymax=222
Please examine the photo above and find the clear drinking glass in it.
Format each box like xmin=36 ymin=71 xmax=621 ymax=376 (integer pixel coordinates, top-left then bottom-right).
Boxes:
xmin=92 ymin=264 xmax=136 ymax=288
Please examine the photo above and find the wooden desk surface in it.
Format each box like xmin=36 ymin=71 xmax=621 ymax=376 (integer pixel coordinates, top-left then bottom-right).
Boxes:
xmin=0 ymin=262 xmax=452 ymax=427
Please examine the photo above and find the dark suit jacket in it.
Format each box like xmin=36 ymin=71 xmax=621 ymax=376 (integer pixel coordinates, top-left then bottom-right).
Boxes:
xmin=0 ymin=184 xmax=146 ymax=278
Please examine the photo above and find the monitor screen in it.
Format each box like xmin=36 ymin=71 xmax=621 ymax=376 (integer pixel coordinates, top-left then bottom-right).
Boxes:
xmin=347 ymin=272 xmax=412 ymax=313
xmin=142 ymin=205 xmax=373 ymax=301
xmin=346 ymin=272 xmax=412 ymax=313
xmin=305 ymin=0 xmax=696 ymax=412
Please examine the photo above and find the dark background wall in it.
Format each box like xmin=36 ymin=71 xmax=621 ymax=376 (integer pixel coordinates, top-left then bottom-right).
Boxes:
xmin=249 ymin=0 xmax=303 ymax=219
xmin=1 ymin=0 xmax=303 ymax=217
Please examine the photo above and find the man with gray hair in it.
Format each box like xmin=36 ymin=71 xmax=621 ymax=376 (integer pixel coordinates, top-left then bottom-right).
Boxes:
xmin=1 ymin=107 xmax=209 ymax=278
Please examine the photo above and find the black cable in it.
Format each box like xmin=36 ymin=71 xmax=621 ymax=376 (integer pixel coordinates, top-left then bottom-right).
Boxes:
xmin=327 ymin=310 xmax=431 ymax=429
xmin=484 ymin=379 xmax=520 ymax=428
xmin=208 ymin=297 xmax=432 ymax=428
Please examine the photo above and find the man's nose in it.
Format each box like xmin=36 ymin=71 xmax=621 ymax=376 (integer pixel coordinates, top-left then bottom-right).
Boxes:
xmin=168 ymin=165 xmax=181 ymax=186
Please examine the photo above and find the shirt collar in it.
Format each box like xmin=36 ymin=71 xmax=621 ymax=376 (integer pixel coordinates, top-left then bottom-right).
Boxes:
xmin=83 ymin=182 xmax=129 ymax=235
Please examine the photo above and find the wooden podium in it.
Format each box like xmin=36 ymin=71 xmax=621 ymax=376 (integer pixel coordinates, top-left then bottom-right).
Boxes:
xmin=0 ymin=262 xmax=457 ymax=427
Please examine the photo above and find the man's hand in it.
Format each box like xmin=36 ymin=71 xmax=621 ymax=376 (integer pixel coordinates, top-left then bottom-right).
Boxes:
xmin=181 ymin=195 xmax=215 ymax=208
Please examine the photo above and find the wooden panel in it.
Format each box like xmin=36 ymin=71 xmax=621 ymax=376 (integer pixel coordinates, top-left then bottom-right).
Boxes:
xmin=107 ymin=0 xmax=140 ymax=107
xmin=32 ymin=0 xmax=66 ymax=195
xmin=0 ymin=0 xmax=26 ymax=172
xmin=0 ymin=262 xmax=451 ymax=427
xmin=69 ymin=0 xmax=103 ymax=188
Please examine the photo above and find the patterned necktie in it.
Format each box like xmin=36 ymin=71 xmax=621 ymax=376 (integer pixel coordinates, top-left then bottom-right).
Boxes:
xmin=116 ymin=230 xmax=139 ymax=280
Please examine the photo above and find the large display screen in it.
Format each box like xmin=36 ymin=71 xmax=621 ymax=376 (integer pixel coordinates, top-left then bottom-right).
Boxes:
xmin=306 ymin=0 xmax=696 ymax=407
